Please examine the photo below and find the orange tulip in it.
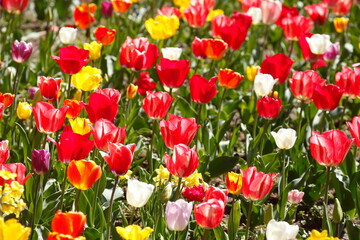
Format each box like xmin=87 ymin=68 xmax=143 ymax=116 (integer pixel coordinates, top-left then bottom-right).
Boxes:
xmin=112 ymin=0 xmax=132 ymax=13
xmin=218 ymin=69 xmax=244 ymax=89
xmin=64 ymin=99 xmax=83 ymax=119
xmin=94 ymin=26 xmax=116 ymax=45
xmin=0 ymin=92 xmax=15 ymax=108
xmin=48 ymin=210 xmax=86 ymax=239
xmin=73 ymin=3 xmax=97 ymax=29
xmin=67 ymin=160 xmax=102 ymax=190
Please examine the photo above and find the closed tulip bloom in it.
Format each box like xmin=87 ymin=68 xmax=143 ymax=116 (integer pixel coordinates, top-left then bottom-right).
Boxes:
xmin=2 ymin=0 xmax=29 ymax=13
xmin=134 ymin=72 xmax=157 ymax=96
xmin=37 ymin=76 xmax=62 ymax=100
xmin=94 ymin=26 xmax=116 ymax=46
xmin=0 ymin=217 xmax=30 ymax=240
xmin=145 ymin=15 xmax=180 ymax=40
xmin=17 ymin=102 xmax=32 ymax=119
xmin=260 ymin=54 xmax=294 ymax=84
xmin=32 ymin=102 xmax=69 ymax=134
xmin=218 ymin=69 xmax=244 ymax=89
xmin=271 ymin=128 xmax=297 ymax=149
xmin=226 ymin=172 xmax=242 ymax=195
xmin=310 ymin=130 xmax=353 ymax=166
xmin=64 ymin=99 xmax=83 ymax=119
xmin=51 ymin=46 xmax=90 ymax=74
xmin=288 ymin=189 xmax=305 ymax=204
xmin=101 ymin=1 xmax=113 ymax=17
xmin=190 ymin=75 xmax=218 ymax=104
xmin=204 ymin=186 xmax=228 ymax=203
xmin=71 ymin=66 xmax=103 ymax=91
xmin=241 ymin=166 xmax=276 ymax=201
xmin=304 ymin=3 xmax=328 ymax=24
xmin=90 ymin=118 xmax=126 ymax=152
xmin=156 ymin=58 xmax=190 ymax=88
xmin=164 ymin=144 xmax=199 ymax=178
xmin=112 ymin=0 xmax=132 ymax=13
xmin=160 ymin=114 xmax=200 ymax=149
xmin=335 ymin=67 xmax=358 ymax=97
xmin=166 ymin=199 xmax=193 ymax=231
xmin=127 ymin=179 xmax=155 ymax=208
xmin=49 ymin=210 xmax=86 ymax=239
xmin=0 ymin=93 xmax=14 ymax=108
xmin=103 ymin=143 xmax=136 ymax=175
xmin=126 ymin=83 xmax=138 ymax=99
xmin=82 ymin=91 xmax=118 ymax=123
xmin=254 ymin=73 xmax=277 ymax=97
xmin=257 ymin=96 xmax=283 ymax=119
xmin=333 ymin=17 xmax=349 ymax=33
xmin=184 ymin=3 xmax=210 ymax=28
xmin=281 ymin=16 xmax=314 ymax=41
xmin=323 ymin=42 xmax=340 ymax=61
xmin=194 ymin=199 xmax=225 ymax=228
xmin=347 ymin=116 xmax=360 ymax=148
xmin=0 ymin=140 xmax=10 ymax=164
xmin=59 ymin=27 xmax=77 ymax=45
xmin=246 ymin=66 xmax=260 ymax=81
xmin=158 ymin=6 xmax=181 ymax=18
xmin=12 ymin=40 xmax=32 ymax=63
xmin=161 ymin=47 xmax=182 ymax=61
xmin=31 ymin=149 xmax=50 ymax=175
xmin=83 ymin=41 xmax=103 ymax=60
xmin=73 ymin=3 xmax=97 ymax=29
xmin=69 ymin=118 xmax=91 ymax=135
xmin=143 ymin=92 xmax=174 ymax=119
xmin=116 ymin=225 xmax=153 ymax=240
xmin=306 ymin=34 xmax=332 ymax=55
xmin=67 ymin=160 xmax=101 ymax=190
xmin=191 ymin=37 xmax=228 ymax=60
xmin=261 ymin=0 xmax=282 ymax=24
xmin=332 ymin=0 xmax=352 ymax=16
xmin=312 ymin=84 xmax=343 ymax=111
xmin=289 ymin=70 xmax=325 ymax=102
xmin=266 ymin=219 xmax=299 ymax=240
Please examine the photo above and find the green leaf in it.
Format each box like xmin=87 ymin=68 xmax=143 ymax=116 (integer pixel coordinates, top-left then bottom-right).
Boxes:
xmin=228 ymin=200 xmax=241 ymax=240
xmin=346 ymin=220 xmax=360 ymax=240
xmin=208 ymin=156 xmax=241 ymax=179
xmin=213 ymin=226 xmax=229 ymax=240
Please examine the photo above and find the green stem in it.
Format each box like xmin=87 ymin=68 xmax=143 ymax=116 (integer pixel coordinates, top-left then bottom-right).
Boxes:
xmin=107 ymin=176 xmax=120 ymax=240
xmin=259 ymin=120 xmax=270 ymax=156
xmin=129 ymin=207 xmax=136 ymax=225
xmin=216 ymin=88 xmax=227 ymax=141
xmin=149 ymin=119 xmax=157 ymax=173
xmin=203 ymin=229 xmax=210 ymax=240
xmin=174 ymin=177 xmax=183 ymax=200
xmin=91 ymin=150 xmax=101 ymax=227
xmin=245 ymin=201 xmax=254 ymax=240
xmin=339 ymin=97 xmax=349 ymax=128
xmin=74 ymin=189 xmax=81 ymax=211
xmin=30 ymin=174 xmax=42 ymax=239
xmin=319 ymin=110 xmax=327 ymax=132
xmin=12 ymin=63 xmax=21 ymax=95
xmin=297 ymin=102 xmax=305 ymax=136
xmin=288 ymin=41 xmax=294 ymax=58
xmin=322 ymin=166 xmax=332 ymax=231
xmin=66 ymin=74 xmax=72 ymax=99
xmin=59 ymin=164 xmax=69 ymax=210
xmin=207 ymin=60 xmax=215 ymax=78
xmin=279 ymin=150 xmax=287 ymax=220
xmin=252 ymin=113 xmax=258 ymax=138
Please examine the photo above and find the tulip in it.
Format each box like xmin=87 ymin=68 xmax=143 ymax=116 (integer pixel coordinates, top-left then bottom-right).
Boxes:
xmin=101 ymin=1 xmax=113 ymax=17
xmin=31 ymin=149 xmax=50 ymax=175
xmin=0 ymin=140 xmax=10 ymax=164
xmin=306 ymin=230 xmax=337 ymax=240
xmin=112 ymin=0 xmax=132 ymax=13
xmin=90 ymin=118 xmax=126 ymax=152
xmin=184 ymin=3 xmax=210 ymax=28
xmin=51 ymin=46 xmax=89 ymax=74
xmin=218 ymin=69 xmax=244 ymax=89
xmin=194 ymin=199 xmax=225 ymax=228
xmin=226 ymin=172 xmax=242 ymax=195
xmin=116 ymin=225 xmax=153 ymax=240
xmin=2 ymin=0 xmax=29 ymax=13
xmin=246 ymin=7 xmax=262 ymax=25
xmin=97 ymin=87 xmax=121 ymax=104
xmin=28 ymin=87 xmax=39 ymax=100
xmin=304 ymin=3 xmax=328 ymax=24
xmin=271 ymin=128 xmax=297 ymax=149
xmin=0 ymin=104 xmax=4 ymax=120
xmin=333 ymin=17 xmax=349 ymax=33
xmin=145 ymin=15 xmax=180 ymax=40
xmin=67 ymin=160 xmax=102 ymax=190
xmin=332 ymin=0 xmax=352 ymax=16
xmin=241 ymin=0 xmax=261 ymax=12
xmin=261 ymin=0 xmax=282 ymax=25
xmin=190 ymin=75 xmax=218 ymax=104
xmin=0 ymin=163 xmax=32 ymax=185
xmin=143 ymin=92 xmax=173 ymax=119
xmin=126 ymin=83 xmax=138 ymax=99
xmin=312 ymin=84 xmax=343 ymax=111
xmin=288 ymin=189 xmax=305 ymax=204
xmin=69 ymin=118 xmax=91 ymax=135
xmin=119 ymin=37 xmax=160 ymax=71
xmin=161 ymin=47 xmax=182 ymax=61
xmin=158 ymin=6 xmax=182 ymax=18
xmin=254 ymin=73 xmax=277 ymax=97
xmin=335 ymin=67 xmax=358 ymax=97
xmin=165 ymin=199 xmax=193 ymax=231
xmin=156 ymin=58 xmax=190 ymax=88
xmin=71 ymin=66 xmax=103 ymax=92
xmin=182 ymin=184 xmax=206 ymax=202
xmin=323 ymin=42 xmax=340 ymax=61
xmin=37 ymin=76 xmax=62 ymax=100
xmin=103 ymin=143 xmax=136 ymax=175
xmin=346 ymin=116 xmax=360 ymax=148
xmin=191 ymin=37 xmax=228 ymax=60
xmin=310 ymin=130 xmax=353 ymax=167
xmin=94 ymin=26 xmax=116 ymax=46
xmin=266 ymin=219 xmax=299 ymax=240
xmin=246 ymin=66 xmax=260 ymax=81
xmin=82 ymin=91 xmax=118 ymax=123
xmin=73 ymin=3 xmax=97 ymax=29
xmin=48 ymin=210 xmax=86 ymax=239
xmin=0 ymin=93 xmax=12 ymax=108
xmin=32 ymin=102 xmax=69 ymax=134
xmin=126 ymin=179 xmax=155 ymax=208
xmin=17 ymin=102 xmax=32 ymax=119
xmin=289 ymin=70 xmax=325 ymax=102
xmin=134 ymin=72 xmax=157 ymax=96
xmin=59 ymin=27 xmax=77 ymax=45
xmin=306 ymin=34 xmax=332 ymax=55
xmin=164 ymin=144 xmax=199 ymax=178
xmin=275 ymin=4 xmax=299 ymax=28
xmin=0 ymin=217 xmax=30 ymax=240
xmin=83 ymin=41 xmax=103 ymax=60
xmin=12 ymin=40 xmax=32 ymax=63
xmin=257 ymin=96 xmax=283 ymax=119
xmin=160 ymin=114 xmax=200 ymax=149
xmin=204 ymin=186 xmax=228 ymax=203
xmin=281 ymin=16 xmax=314 ymax=41
xmin=241 ymin=166 xmax=275 ymax=201
xmin=260 ymin=54 xmax=294 ymax=84
xmin=64 ymin=99 xmax=83 ymax=119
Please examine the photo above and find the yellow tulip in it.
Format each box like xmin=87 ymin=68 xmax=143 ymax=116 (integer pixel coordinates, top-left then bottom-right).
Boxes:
xmin=306 ymin=230 xmax=339 ymax=240
xmin=71 ymin=66 xmax=103 ymax=91
xmin=69 ymin=118 xmax=91 ymax=135
xmin=116 ymin=225 xmax=153 ymax=240
xmin=145 ymin=15 xmax=180 ymax=40
xmin=16 ymin=102 xmax=32 ymax=119
xmin=173 ymin=0 xmax=190 ymax=8
xmin=246 ymin=65 xmax=260 ymax=81
xmin=0 ymin=217 xmax=31 ymax=240
xmin=207 ymin=9 xmax=224 ymax=22
xmin=333 ymin=17 xmax=349 ymax=33
xmin=83 ymin=41 xmax=102 ymax=60
xmin=126 ymin=83 xmax=138 ymax=99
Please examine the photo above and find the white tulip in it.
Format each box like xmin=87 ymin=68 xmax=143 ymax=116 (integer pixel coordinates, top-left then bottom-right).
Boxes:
xmin=306 ymin=34 xmax=332 ymax=55
xmin=247 ymin=7 xmax=262 ymax=25
xmin=161 ymin=47 xmax=182 ymax=60
xmin=126 ymin=179 xmax=155 ymax=208
xmin=271 ymin=128 xmax=297 ymax=149
xmin=165 ymin=199 xmax=193 ymax=231
xmin=59 ymin=27 xmax=77 ymax=45
xmin=266 ymin=219 xmax=299 ymax=240
xmin=254 ymin=73 xmax=277 ymax=97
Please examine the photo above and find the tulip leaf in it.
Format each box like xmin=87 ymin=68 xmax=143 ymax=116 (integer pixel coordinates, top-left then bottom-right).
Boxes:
xmin=228 ymin=200 xmax=241 ymax=240
xmin=331 ymin=170 xmax=355 ymax=215
xmin=213 ymin=225 xmax=229 ymax=240
xmin=216 ymin=112 xmax=235 ymax=143
xmin=346 ymin=220 xmax=360 ymax=240
xmin=208 ymin=156 xmax=242 ymax=179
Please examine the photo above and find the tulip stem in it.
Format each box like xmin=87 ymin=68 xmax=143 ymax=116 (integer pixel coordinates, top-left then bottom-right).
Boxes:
xmin=297 ymin=102 xmax=305 ymax=136
xmin=30 ymin=174 xmax=42 ymax=240
xmin=203 ymin=229 xmax=210 ymax=240
xmin=12 ymin=63 xmax=21 ymax=95
xmin=66 ymin=74 xmax=71 ymax=99
xmin=322 ymin=166 xmax=332 ymax=232
xmin=74 ymin=189 xmax=81 ymax=211
xmin=339 ymin=97 xmax=349 ymax=128
xmin=107 ymin=175 xmax=120 ymax=240
xmin=288 ymin=41 xmax=294 ymax=58
xmin=175 ymin=177 xmax=183 ymax=200
xmin=279 ymin=149 xmax=287 ymax=220
xmin=59 ymin=164 xmax=69 ymax=211
xmin=91 ymin=149 xmax=101 ymax=227
xmin=149 ymin=119 xmax=157 ymax=173
xmin=245 ymin=201 xmax=254 ymax=240
xmin=259 ymin=120 xmax=270 ymax=156
xmin=129 ymin=207 xmax=136 ymax=225
xmin=216 ymin=88 xmax=227 ymax=145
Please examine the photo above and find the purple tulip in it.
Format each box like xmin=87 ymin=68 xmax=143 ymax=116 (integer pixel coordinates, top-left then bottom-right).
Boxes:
xmin=28 ymin=87 xmax=39 ymax=100
xmin=324 ymin=42 xmax=340 ymax=61
xmin=101 ymin=1 xmax=113 ymax=18
xmin=12 ymin=40 xmax=33 ymax=63
xmin=32 ymin=149 xmax=50 ymax=174
xmin=165 ymin=199 xmax=193 ymax=231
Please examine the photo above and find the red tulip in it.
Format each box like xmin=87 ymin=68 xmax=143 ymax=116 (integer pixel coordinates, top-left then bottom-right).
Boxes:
xmin=182 ymin=185 xmax=205 ymax=202
xmin=192 ymin=37 xmax=228 ymax=60
xmin=332 ymin=0 xmax=352 ymax=16
xmin=160 ymin=114 xmax=200 ymax=149
xmin=90 ymin=118 xmax=126 ymax=152
xmin=241 ymin=166 xmax=275 ymax=201
xmin=143 ymin=91 xmax=173 ymax=119
xmin=281 ymin=16 xmax=314 ymax=41
xmin=164 ymin=144 xmax=199 ymax=178
xmin=0 ymin=92 xmax=14 ymax=108
xmin=304 ymin=3 xmax=328 ymax=24
xmin=257 ymin=96 xmax=283 ymax=119
xmin=48 ymin=127 xmax=94 ymax=164
xmin=2 ymin=0 xmax=29 ymax=13
xmin=64 ymin=99 xmax=83 ymax=119
xmin=51 ymin=46 xmax=90 ymax=74
xmin=119 ymin=37 xmax=160 ymax=71
xmin=156 ymin=58 xmax=190 ymax=88
xmin=0 ymin=104 xmax=4 ymax=120
xmin=82 ymin=91 xmax=118 ymax=123
xmin=134 ymin=72 xmax=157 ymax=96
xmin=312 ymin=84 xmax=343 ymax=111
xmin=94 ymin=26 xmax=116 ymax=45
xmin=190 ymin=75 xmax=218 ymax=104
xmin=0 ymin=140 xmax=10 ymax=164
xmin=241 ymin=0 xmax=261 ymax=12
xmin=204 ymin=186 xmax=228 ymax=203
xmin=96 ymin=88 xmax=121 ymax=104
xmin=103 ymin=143 xmax=136 ymax=175
xmin=275 ymin=4 xmax=299 ymax=27
xmin=73 ymin=3 xmax=97 ymax=29
xmin=347 ymin=116 xmax=360 ymax=148
xmin=194 ymin=199 xmax=225 ymax=228
xmin=184 ymin=3 xmax=210 ymax=28
xmin=260 ymin=54 xmax=294 ymax=84
xmin=218 ymin=68 xmax=244 ymax=89
xmin=49 ymin=210 xmax=86 ymax=239
xmin=67 ymin=160 xmax=102 ymax=190
xmin=310 ymin=130 xmax=353 ymax=166
xmin=37 ymin=76 xmax=62 ymax=101
xmin=157 ymin=6 xmax=181 ymax=18
xmin=289 ymin=70 xmax=326 ymax=102
xmin=0 ymin=163 xmax=32 ymax=185
xmin=32 ymin=102 xmax=69 ymax=134
xmin=335 ymin=66 xmax=360 ymax=98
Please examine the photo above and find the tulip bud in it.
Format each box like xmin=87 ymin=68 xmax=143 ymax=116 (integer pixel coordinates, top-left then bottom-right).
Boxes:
xmin=287 ymin=189 xmax=304 ymax=204
xmin=160 ymin=183 xmax=173 ymax=203
xmin=306 ymin=34 xmax=332 ymax=55
xmin=31 ymin=149 xmax=50 ymax=174
xmin=12 ymin=40 xmax=33 ymax=63
xmin=264 ymin=204 xmax=273 ymax=225
xmin=271 ymin=128 xmax=297 ymax=149
xmin=333 ymin=198 xmax=343 ymax=223
xmin=59 ymin=27 xmax=77 ymax=45
xmin=101 ymin=1 xmax=113 ymax=18
xmin=165 ymin=199 xmax=193 ymax=231
xmin=333 ymin=17 xmax=349 ymax=33
xmin=161 ymin=47 xmax=183 ymax=60
xmin=246 ymin=66 xmax=260 ymax=81
xmin=126 ymin=179 xmax=155 ymax=208
xmin=126 ymin=83 xmax=138 ymax=99
xmin=254 ymin=73 xmax=277 ymax=97
xmin=266 ymin=219 xmax=299 ymax=240
xmin=17 ymin=102 xmax=32 ymax=119
xmin=225 ymin=172 xmax=242 ymax=195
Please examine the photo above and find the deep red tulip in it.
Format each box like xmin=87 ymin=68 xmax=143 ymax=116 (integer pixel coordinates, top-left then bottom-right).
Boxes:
xmin=310 ymin=130 xmax=353 ymax=166
xmin=257 ymin=96 xmax=283 ymax=119
xmin=218 ymin=68 xmax=244 ymax=89
xmin=0 ymin=140 xmax=10 ymax=164
xmin=182 ymin=185 xmax=205 ymax=202
xmin=0 ymin=92 xmax=14 ymax=108
xmin=241 ymin=166 xmax=275 ymax=201
xmin=194 ymin=199 xmax=225 ymax=228
xmin=101 ymin=1 xmax=113 ymax=17
xmin=32 ymin=102 xmax=68 ymax=134
xmin=134 ymin=72 xmax=157 ymax=96
xmin=82 ymin=91 xmax=118 ymax=123
xmin=90 ymin=118 xmax=126 ymax=152
xmin=2 ymin=0 xmax=29 ymax=13
xmin=160 ymin=114 xmax=200 ymax=149
xmin=37 ymin=76 xmax=62 ymax=101
xmin=260 ymin=54 xmax=294 ymax=84
xmin=335 ymin=66 xmax=360 ymax=98
xmin=157 ymin=6 xmax=181 ymax=18
xmin=347 ymin=116 xmax=360 ymax=148
xmin=143 ymin=91 xmax=173 ymax=119
xmin=312 ymin=84 xmax=343 ymax=111
xmin=156 ymin=58 xmax=190 ymax=88
xmin=49 ymin=210 xmax=86 ymax=239
xmin=119 ymin=37 xmax=160 ymax=71
xmin=51 ymin=46 xmax=89 ymax=74
xmin=164 ymin=144 xmax=199 ymax=178
xmin=73 ymin=3 xmax=97 ymax=29
xmin=281 ymin=16 xmax=314 ymax=41
xmin=103 ymin=143 xmax=136 ymax=175
xmin=0 ymin=163 xmax=32 ymax=185
xmin=275 ymin=4 xmax=299 ymax=27
xmin=289 ymin=70 xmax=326 ymax=102
xmin=184 ymin=3 xmax=210 ymax=28
xmin=67 ymin=160 xmax=102 ymax=190
xmin=190 ymin=75 xmax=218 ymax=104
xmin=192 ymin=37 xmax=228 ymax=60
xmin=304 ymin=3 xmax=328 ymax=24
xmin=94 ymin=26 xmax=116 ymax=46
xmin=64 ymin=99 xmax=83 ymax=119
xmin=241 ymin=0 xmax=261 ymax=12
xmin=204 ymin=186 xmax=228 ymax=203
xmin=332 ymin=0 xmax=352 ymax=16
